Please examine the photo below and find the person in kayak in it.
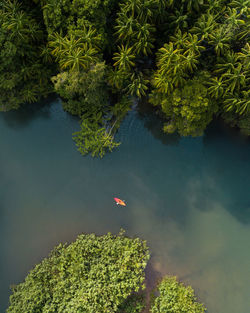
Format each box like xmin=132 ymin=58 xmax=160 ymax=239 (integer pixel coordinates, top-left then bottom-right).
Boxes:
xmin=114 ymin=198 xmax=126 ymax=206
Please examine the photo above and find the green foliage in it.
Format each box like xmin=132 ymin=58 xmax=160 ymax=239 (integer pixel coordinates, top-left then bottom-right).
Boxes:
xmin=118 ymin=293 xmax=146 ymax=313
xmin=127 ymin=72 xmax=149 ymax=98
xmin=208 ymin=43 xmax=250 ymax=118
xmin=151 ymin=276 xmax=206 ymax=313
xmin=52 ymin=62 xmax=108 ymax=116
xmin=73 ymin=120 xmax=121 ymax=158
xmin=7 ymin=231 xmax=150 ymax=313
xmin=156 ymin=75 xmax=217 ymax=136
xmin=73 ymin=95 xmax=132 ymax=157
xmin=42 ymin=0 xmax=117 ymax=46
xmin=113 ymin=45 xmax=136 ymax=71
xmin=153 ymin=34 xmax=202 ymax=94
xmin=0 ymin=0 xmax=52 ymax=111
xmin=1 ymin=0 xmax=250 ymax=155
xmin=48 ymin=30 xmax=100 ymax=72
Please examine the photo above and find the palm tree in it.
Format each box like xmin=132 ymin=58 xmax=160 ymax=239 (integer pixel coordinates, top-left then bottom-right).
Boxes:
xmin=28 ymin=21 xmax=43 ymax=42
xmin=183 ymin=0 xmax=204 ymax=12
xmin=137 ymin=0 xmax=154 ymax=23
xmin=154 ymin=0 xmax=168 ymax=11
xmin=191 ymin=14 xmax=216 ymax=40
xmin=126 ymin=72 xmax=149 ymax=97
xmin=237 ymin=43 xmax=250 ymax=70
xmin=222 ymin=63 xmax=246 ymax=92
xmin=230 ymin=0 xmax=250 ymax=14
xmin=73 ymin=25 xmax=101 ymax=50
xmin=224 ymin=91 xmax=250 ymax=115
xmin=207 ymin=76 xmax=226 ymax=98
xmin=156 ymin=42 xmax=188 ymax=87
xmin=49 ymin=31 xmax=99 ymax=71
xmin=237 ymin=91 xmax=250 ymax=115
xmin=113 ymin=45 xmax=135 ymax=71
xmin=184 ymin=33 xmax=205 ymax=56
xmin=115 ymin=13 xmax=137 ymax=42
xmin=1 ymin=0 xmax=21 ymax=16
xmin=182 ymin=51 xmax=199 ymax=73
xmin=169 ymin=7 xmax=189 ymax=31
xmin=170 ymin=30 xmax=187 ymax=49
xmin=171 ymin=69 xmax=187 ymax=87
xmin=107 ymin=68 xmax=129 ymax=90
xmin=215 ymin=51 xmax=239 ymax=74
xmin=48 ymin=32 xmax=65 ymax=58
xmin=208 ymin=27 xmax=230 ymax=56
xmin=206 ymin=0 xmax=226 ymax=15
xmin=59 ymin=44 xmax=98 ymax=71
xmin=2 ymin=11 xmax=29 ymax=42
xmin=21 ymin=87 xmax=38 ymax=103
xmin=224 ymin=7 xmax=245 ymax=29
xmin=236 ymin=21 xmax=249 ymax=40
xmin=120 ymin=0 xmax=142 ymax=18
xmin=153 ymin=72 xmax=174 ymax=94
xmin=132 ymin=22 xmax=155 ymax=55
xmin=61 ymin=33 xmax=83 ymax=54
xmin=157 ymin=42 xmax=182 ymax=71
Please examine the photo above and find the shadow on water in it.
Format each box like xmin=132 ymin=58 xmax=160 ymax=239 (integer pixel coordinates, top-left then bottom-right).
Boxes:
xmin=197 ymin=119 xmax=250 ymax=224
xmin=0 ymin=95 xmax=57 ymax=129
xmin=136 ymin=100 xmax=180 ymax=146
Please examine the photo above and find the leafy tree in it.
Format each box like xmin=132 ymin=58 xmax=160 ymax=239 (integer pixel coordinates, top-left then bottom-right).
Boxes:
xmin=150 ymin=276 xmax=206 ymax=313
xmin=73 ymin=95 xmax=132 ymax=157
xmin=41 ymin=0 xmax=117 ymax=48
xmin=0 ymin=0 xmax=52 ymax=111
xmin=159 ymin=75 xmax=217 ymax=136
xmin=7 ymin=231 xmax=150 ymax=313
xmin=52 ymin=62 xmax=108 ymax=116
xmin=73 ymin=120 xmax=121 ymax=157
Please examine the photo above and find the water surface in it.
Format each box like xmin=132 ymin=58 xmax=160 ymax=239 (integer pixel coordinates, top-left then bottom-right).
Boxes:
xmin=0 ymin=99 xmax=250 ymax=312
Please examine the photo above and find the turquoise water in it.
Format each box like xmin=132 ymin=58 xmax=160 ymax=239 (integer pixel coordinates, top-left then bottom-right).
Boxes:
xmin=0 ymin=99 xmax=250 ymax=312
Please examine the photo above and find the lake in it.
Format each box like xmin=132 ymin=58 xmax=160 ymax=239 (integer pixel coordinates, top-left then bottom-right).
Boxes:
xmin=0 ymin=98 xmax=250 ymax=312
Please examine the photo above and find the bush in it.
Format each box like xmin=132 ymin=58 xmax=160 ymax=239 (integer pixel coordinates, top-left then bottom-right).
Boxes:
xmin=151 ymin=276 xmax=206 ymax=313
xmin=7 ymin=231 xmax=149 ymax=313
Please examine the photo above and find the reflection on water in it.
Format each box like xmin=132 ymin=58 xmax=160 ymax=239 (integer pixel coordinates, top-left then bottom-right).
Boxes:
xmin=0 ymin=100 xmax=250 ymax=313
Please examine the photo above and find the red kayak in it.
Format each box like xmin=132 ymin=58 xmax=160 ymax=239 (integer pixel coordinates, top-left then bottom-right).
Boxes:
xmin=114 ymin=198 xmax=126 ymax=206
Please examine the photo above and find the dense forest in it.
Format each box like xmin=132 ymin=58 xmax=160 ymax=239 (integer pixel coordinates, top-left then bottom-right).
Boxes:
xmin=7 ymin=231 xmax=206 ymax=313
xmin=0 ymin=0 xmax=249 ymax=156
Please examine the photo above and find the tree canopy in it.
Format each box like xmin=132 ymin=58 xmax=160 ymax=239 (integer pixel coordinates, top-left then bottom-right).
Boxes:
xmin=151 ymin=276 xmax=206 ymax=313
xmin=0 ymin=0 xmax=249 ymax=155
xmin=7 ymin=231 xmax=207 ymax=313
xmin=7 ymin=231 xmax=150 ymax=313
